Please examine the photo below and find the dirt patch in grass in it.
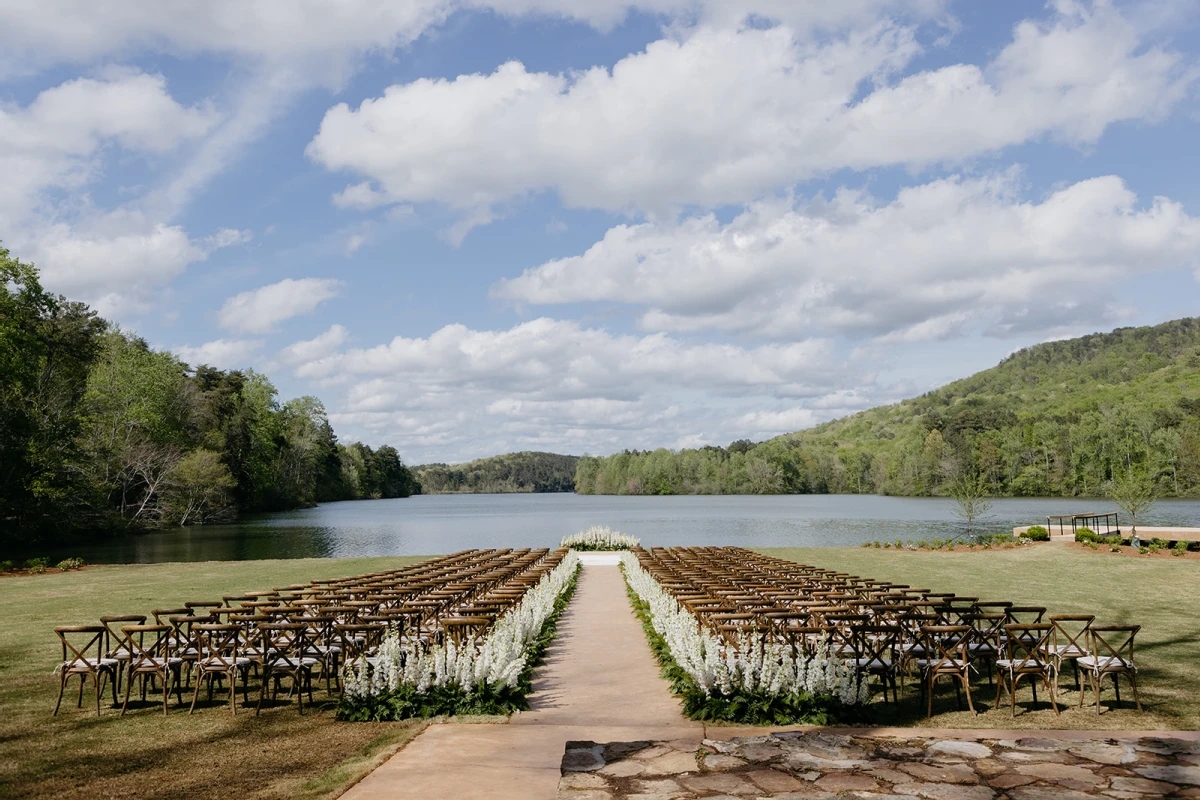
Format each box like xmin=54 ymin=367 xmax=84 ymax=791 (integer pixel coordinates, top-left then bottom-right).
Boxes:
xmin=0 ymin=556 xmax=433 ymax=800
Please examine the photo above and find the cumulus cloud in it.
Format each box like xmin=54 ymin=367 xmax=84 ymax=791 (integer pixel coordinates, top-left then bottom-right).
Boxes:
xmin=0 ymin=71 xmax=216 ymax=221
xmin=308 ymin=2 xmax=1194 ymax=226
xmin=280 ymin=318 xmax=874 ymax=461
xmin=218 ymin=278 xmax=343 ymax=334
xmin=495 ymin=173 xmax=1200 ymax=340
xmin=279 ymin=324 xmax=350 ymax=366
xmin=174 ymin=338 xmax=264 ymax=370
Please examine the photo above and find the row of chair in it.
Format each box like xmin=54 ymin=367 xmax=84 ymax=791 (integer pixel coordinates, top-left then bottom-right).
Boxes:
xmin=634 ymin=547 xmax=1141 ymax=717
xmin=53 ymin=548 xmax=568 ymax=716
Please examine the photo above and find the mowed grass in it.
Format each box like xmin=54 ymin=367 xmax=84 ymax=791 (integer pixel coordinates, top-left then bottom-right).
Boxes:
xmin=758 ymin=542 xmax=1199 ymax=730
xmin=0 ymin=556 xmax=433 ymax=800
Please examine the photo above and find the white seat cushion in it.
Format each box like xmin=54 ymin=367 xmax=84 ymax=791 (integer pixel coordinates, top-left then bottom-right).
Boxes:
xmin=916 ymin=658 xmax=968 ymax=670
xmin=1077 ymin=655 xmax=1133 ymax=671
xmin=850 ymin=657 xmax=893 ymax=670
xmin=1051 ymin=644 xmax=1087 ymax=657
xmin=134 ymin=657 xmax=183 ymax=668
xmin=63 ymin=657 xmax=120 ymax=671
xmin=200 ymin=656 xmax=253 ymax=668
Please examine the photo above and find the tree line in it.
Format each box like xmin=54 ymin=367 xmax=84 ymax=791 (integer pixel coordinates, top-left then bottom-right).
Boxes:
xmin=576 ymin=318 xmax=1200 ymax=498
xmin=1 ymin=247 xmax=418 ymax=547
xmin=415 ymin=452 xmax=579 ymax=494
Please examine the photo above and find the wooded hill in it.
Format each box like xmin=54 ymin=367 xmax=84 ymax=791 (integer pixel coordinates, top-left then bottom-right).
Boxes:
xmin=415 ymin=451 xmax=579 ymax=494
xmin=574 ymin=317 xmax=1200 ymax=497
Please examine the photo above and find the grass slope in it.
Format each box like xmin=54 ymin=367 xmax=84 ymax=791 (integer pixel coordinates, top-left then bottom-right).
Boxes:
xmin=759 ymin=542 xmax=1200 ymax=730
xmin=0 ymin=556 xmax=430 ymax=800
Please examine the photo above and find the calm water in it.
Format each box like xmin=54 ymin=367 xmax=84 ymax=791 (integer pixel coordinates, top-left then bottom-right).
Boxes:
xmin=41 ymin=494 xmax=1200 ymax=564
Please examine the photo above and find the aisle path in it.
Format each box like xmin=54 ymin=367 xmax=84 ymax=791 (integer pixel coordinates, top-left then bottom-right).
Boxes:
xmin=341 ymin=564 xmax=704 ymax=800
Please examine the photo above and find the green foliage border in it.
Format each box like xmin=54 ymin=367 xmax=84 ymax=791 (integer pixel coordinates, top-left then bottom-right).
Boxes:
xmin=337 ymin=564 xmax=580 ymax=721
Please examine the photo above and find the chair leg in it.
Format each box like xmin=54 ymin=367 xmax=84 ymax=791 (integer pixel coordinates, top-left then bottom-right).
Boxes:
xmin=162 ymin=670 xmax=170 ymax=717
xmin=122 ymin=670 xmax=134 ymax=716
xmin=1093 ymin=670 xmax=1102 ymax=715
xmin=1047 ymin=674 xmax=1060 ymax=716
xmin=1113 ymin=674 xmax=1121 ymax=705
xmin=189 ymin=670 xmax=202 ymax=714
xmin=962 ymin=673 xmax=975 ymax=715
xmin=1130 ymin=672 xmax=1142 ymax=711
xmin=77 ymin=673 xmax=85 ymax=708
xmin=94 ymin=672 xmax=102 ymax=717
xmin=54 ymin=673 xmax=67 ymax=715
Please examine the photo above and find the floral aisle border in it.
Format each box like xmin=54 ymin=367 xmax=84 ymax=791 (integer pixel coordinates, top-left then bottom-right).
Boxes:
xmin=620 ymin=551 xmax=869 ymax=725
xmin=561 ymin=525 xmax=640 ymax=551
xmin=339 ymin=551 xmax=581 ymax=720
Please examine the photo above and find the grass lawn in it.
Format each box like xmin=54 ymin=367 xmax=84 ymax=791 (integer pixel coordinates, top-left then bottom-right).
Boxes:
xmin=0 ymin=556 xmax=434 ymax=800
xmin=758 ymin=541 xmax=1199 ymax=730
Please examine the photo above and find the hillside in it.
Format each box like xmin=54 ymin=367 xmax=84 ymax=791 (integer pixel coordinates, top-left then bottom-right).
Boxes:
xmin=415 ymin=451 xmax=579 ymax=494
xmin=574 ymin=317 xmax=1200 ymax=497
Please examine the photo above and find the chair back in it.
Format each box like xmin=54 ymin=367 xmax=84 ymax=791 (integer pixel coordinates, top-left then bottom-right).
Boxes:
xmin=851 ymin=624 xmax=899 ymax=669
xmin=261 ymin=623 xmax=309 ymax=670
xmin=55 ymin=625 xmax=108 ymax=671
xmin=121 ymin=624 xmax=174 ymax=669
xmin=1002 ymin=624 xmax=1054 ymax=673
xmin=1089 ymin=625 xmax=1139 ymax=672
xmin=920 ymin=625 xmax=971 ymax=673
xmin=194 ymin=623 xmax=243 ymax=671
xmin=1050 ymin=614 xmax=1094 ymax=658
xmin=99 ymin=615 xmax=146 ymax=658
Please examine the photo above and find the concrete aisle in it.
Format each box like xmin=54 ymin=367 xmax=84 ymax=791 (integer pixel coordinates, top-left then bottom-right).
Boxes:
xmin=341 ymin=564 xmax=704 ymax=800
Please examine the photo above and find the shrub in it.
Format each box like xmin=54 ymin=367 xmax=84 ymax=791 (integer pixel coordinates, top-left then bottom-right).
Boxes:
xmin=1102 ymin=535 xmax=1122 ymax=546
xmin=916 ymin=540 xmax=928 ymax=549
xmin=1150 ymin=537 xmax=1169 ymax=549
xmin=1074 ymin=527 xmax=1099 ymax=543
xmin=1172 ymin=541 xmax=1188 ymax=557
xmin=1138 ymin=546 xmax=1150 ymax=555
xmin=1024 ymin=526 xmax=1050 ymax=542
xmin=860 ymin=542 xmax=871 ymax=548
xmin=893 ymin=540 xmax=903 ymax=549
xmin=1148 ymin=543 xmax=1162 ymax=554
xmin=0 ymin=560 xmax=13 ymax=572
xmin=56 ymin=557 xmax=85 ymax=571
xmin=1084 ymin=540 xmax=1099 ymax=550
xmin=24 ymin=557 xmax=47 ymax=573
xmin=872 ymin=541 xmax=881 ymax=548
xmin=1110 ymin=544 xmax=1122 ymax=553
xmin=883 ymin=541 xmax=891 ymax=548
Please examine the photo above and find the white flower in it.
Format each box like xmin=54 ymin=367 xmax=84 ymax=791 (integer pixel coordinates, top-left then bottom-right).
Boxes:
xmin=348 ymin=551 xmax=580 ymax=699
xmin=619 ymin=552 xmax=867 ymax=706
xmin=561 ymin=526 xmax=640 ymax=550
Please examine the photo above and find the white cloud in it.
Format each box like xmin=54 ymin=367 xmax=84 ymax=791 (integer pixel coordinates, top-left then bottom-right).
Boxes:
xmin=279 ymin=324 xmax=350 ymax=366
xmin=282 ymin=318 xmax=874 ymax=462
xmin=174 ymin=338 xmax=264 ymax=370
xmin=0 ymin=0 xmax=944 ymax=78
xmin=0 ymin=1 xmax=454 ymax=81
xmin=218 ymin=278 xmax=343 ymax=334
xmin=308 ymin=2 xmax=1194 ymax=226
xmin=495 ymin=173 xmax=1200 ymax=340
xmin=0 ymin=71 xmax=216 ymax=222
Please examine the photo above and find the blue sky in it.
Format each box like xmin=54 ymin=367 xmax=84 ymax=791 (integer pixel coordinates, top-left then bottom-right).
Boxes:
xmin=2 ymin=0 xmax=1198 ymax=464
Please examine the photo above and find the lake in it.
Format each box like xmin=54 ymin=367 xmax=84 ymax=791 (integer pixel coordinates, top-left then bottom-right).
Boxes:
xmin=41 ymin=493 xmax=1200 ymax=564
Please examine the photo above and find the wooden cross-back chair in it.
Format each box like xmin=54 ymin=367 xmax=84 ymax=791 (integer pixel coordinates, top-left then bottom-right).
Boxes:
xmin=995 ymin=623 xmax=1059 ymax=717
xmin=190 ymin=623 xmax=252 ymax=715
xmin=1049 ymin=614 xmax=1094 ymax=693
xmin=53 ymin=625 xmax=119 ymax=716
xmin=120 ymin=624 xmax=185 ymax=716
xmin=1078 ymin=625 xmax=1141 ymax=714
xmin=916 ymin=625 xmax=975 ymax=718
xmin=849 ymin=624 xmax=900 ymax=703
xmin=99 ymin=614 xmax=146 ymax=694
xmin=257 ymin=622 xmax=320 ymax=714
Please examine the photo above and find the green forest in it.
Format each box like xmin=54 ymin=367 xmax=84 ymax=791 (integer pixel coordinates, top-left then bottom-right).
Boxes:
xmin=415 ymin=451 xmax=579 ymax=494
xmin=575 ymin=317 xmax=1200 ymax=498
xmin=1 ymin=247 xmax=418 ymax=547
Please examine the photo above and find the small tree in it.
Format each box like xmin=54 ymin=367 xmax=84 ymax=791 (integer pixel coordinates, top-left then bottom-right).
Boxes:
xmin=1108 ymin=466 xmax=1156 ymax=538
xmin=166 ymin=449 xmax=235 ymax=526
xmin=948 ymin=471 xmax=994 ymax=539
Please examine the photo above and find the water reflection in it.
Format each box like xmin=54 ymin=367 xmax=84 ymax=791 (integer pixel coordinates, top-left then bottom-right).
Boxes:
xmin=32 ymin=494 xmax=1200 ymax=564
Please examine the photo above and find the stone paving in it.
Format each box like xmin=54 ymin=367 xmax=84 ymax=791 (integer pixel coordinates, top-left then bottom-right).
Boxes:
xmin=558 ymin=731 xmax=1200 ymax=800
